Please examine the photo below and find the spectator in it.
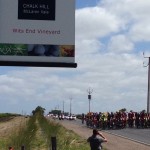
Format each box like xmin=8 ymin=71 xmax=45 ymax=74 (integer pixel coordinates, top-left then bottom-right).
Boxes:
xmin=87 ymin=129 xmax=107 ymax=150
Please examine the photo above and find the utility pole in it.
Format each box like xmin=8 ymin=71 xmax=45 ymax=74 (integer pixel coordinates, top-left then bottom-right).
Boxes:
xmin=63 ymin=100 xmax=64 ymax=113
xmin=70 ymin=97 xmax=72 ymax=116
xmin=87 ymin=87 xmax=93 ymax=113
xmin=143 ymin=52 xmax=150 ymax=113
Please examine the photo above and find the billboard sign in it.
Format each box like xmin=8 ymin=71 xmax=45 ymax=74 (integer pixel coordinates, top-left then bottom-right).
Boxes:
xmin=0 ymin=0 xmax=76 ymax=67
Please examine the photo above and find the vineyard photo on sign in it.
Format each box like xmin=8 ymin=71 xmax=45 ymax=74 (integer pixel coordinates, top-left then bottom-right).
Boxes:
xmin=0 ymin=0 xmax=76 ymax=67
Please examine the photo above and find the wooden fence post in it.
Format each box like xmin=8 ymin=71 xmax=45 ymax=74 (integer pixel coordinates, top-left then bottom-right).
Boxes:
xmin=51 ymin=137 xmax=57 ymax=150
xmin=21 ymin=145 xmax=25 ymax=150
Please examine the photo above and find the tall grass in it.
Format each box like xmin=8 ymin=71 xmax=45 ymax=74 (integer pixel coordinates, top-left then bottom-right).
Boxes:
xmin=37 ymin=114 xmax=60 ymax=148
xmin=37 ymin=115 xmax=90 ymax=150
xmin=56 ymin=125 xmax=90 ymax=150
xmin=8 ymin=116 xmax=37 ymax=149
xmin=2 ymin=114 xmax=91 ymax=150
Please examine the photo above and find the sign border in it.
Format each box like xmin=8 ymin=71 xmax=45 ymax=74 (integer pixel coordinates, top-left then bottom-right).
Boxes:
xmin=0 ymin=61 xmax=77 ymax=68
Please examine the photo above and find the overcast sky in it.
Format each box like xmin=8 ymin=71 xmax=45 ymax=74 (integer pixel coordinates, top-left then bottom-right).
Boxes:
xmin=0 ymin=0 xmax=150 ymax=115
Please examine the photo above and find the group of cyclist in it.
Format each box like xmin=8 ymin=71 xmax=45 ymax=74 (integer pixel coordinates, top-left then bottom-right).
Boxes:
xmin=82 ymin=110 xmax=150 ymax=130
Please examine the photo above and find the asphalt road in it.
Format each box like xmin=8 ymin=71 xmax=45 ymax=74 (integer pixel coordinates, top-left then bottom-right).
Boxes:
xmin=74 ymin=119 xmax=150 ymax=146
xmin=105 ymin=128 xmax=150 ymax=146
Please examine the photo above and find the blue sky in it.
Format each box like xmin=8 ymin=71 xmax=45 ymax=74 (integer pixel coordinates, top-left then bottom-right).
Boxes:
xmin=76 ymin=0 xmax=98 ymax=8
xmin=0 ymin=0 xmax=150 ymax=115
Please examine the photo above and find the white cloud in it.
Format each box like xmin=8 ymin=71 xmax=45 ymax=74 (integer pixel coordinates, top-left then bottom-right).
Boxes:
xmin=0 ymin=52 xmax=147 ymax=114
xmin=129 ymin=22 xmax=150 ymax=42
xmin=76 ymin=6 xmax=121 ymax=40
xmin=75 ymin=39 xmax=102 ymax=55
xmin=108 ymin=34 xmax=134 ymax=53
xmin=99 ymin=0 xmax=150 ymax=42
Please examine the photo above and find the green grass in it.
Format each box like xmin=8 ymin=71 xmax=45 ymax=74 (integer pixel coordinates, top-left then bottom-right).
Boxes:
xmin=57 ymin=126 xmax=90 ymax=150
xmin=0 ymin=114 xmax=93 ymax=150
xmin=8 ymin=115 xmax=37 ymax=149
xmin=37 ymin=114 xmax=90 ymax=150
xmin=0 ymin=113 xmax=20 ymax=119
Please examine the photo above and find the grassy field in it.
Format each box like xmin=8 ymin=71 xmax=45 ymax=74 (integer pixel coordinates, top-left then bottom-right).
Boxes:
xmin=0 ymin=113 xmax=20 ymax=122
xmin=0 ymin=113 xmax=20 ymax=118
xmin=0 ymin=114 xmax=90 ymax=150
xmin=0 ymin=113 xmax=14 ymax=118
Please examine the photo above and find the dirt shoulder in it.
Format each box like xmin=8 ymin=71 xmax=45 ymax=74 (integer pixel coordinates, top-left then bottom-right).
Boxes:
xmin=56 ymin=120 xmax=150 ymax=150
